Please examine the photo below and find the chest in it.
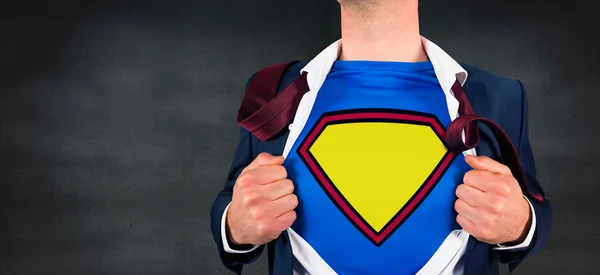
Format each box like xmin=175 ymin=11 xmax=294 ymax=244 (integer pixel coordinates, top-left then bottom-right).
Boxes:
xmin=278 ymin=82 xmax=473 ymax=273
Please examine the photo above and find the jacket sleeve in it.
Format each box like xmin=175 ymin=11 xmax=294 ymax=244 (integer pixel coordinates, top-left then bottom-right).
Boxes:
xmin=209 ymin=76 xmax=265 ymax=274
xmin=494 ymin=80 xmax=553 ymax=271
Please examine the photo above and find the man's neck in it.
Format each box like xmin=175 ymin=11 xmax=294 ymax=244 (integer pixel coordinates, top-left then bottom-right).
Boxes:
xmin=338 ymin=0 xmax=427 ymax=62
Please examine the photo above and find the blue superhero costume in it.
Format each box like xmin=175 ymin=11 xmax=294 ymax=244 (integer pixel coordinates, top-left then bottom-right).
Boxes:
xmin=212 ymin=49 xmax=552 ymax=275
xmin=282 ymin=60 xmax=472 ymax=274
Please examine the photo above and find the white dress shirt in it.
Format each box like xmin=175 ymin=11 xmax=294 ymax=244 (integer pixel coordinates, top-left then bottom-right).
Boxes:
xmin=221 ymin=37 xmax=537 ymax=275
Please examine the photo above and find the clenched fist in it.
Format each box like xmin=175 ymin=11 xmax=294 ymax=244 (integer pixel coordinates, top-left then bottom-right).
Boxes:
xmin=226 ymin=152 xmax=298 ymax=246
xmin=455 ymin=155 xmax=532 ymax=245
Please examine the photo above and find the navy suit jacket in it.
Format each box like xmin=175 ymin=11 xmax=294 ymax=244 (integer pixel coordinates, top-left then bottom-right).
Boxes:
xmin=210 ymin=61 xmax=553 ymax=275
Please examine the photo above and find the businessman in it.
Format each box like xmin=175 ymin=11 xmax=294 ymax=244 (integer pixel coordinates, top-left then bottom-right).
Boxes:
xmin=210 ymin=0 xmax=552 ymax=274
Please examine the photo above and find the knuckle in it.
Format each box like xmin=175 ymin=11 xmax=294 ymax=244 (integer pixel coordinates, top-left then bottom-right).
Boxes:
xmin=248 ymin=207 xmax=262 ymax=220
xmin=237 ymin=173 xmax=253 ymax=187
xmin=242 ymin=192 xmax=260 ymax=207
xmin=490 ymin=199 xmax=504 ymax=214
xmin=241 ymin=194 xmax=252 ymax=206
xmin=504 ymin=183 xmax=513 ymax=195
xmin=256 ymin=152 xmax=272 ymax=162
xmin=497 ymin=182 xmax=512 ymax=196
xmin=255 ymin=222 xmax=268 ymax=237
xmin=493 ymin=203 xmax=503 ymax=214
xmin=500 ymin=165 xmax=512 ymax=175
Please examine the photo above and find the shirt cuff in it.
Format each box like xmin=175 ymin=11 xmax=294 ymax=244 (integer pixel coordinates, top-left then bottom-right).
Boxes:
xmin=221 ymin=202 xmax=261 ymax=254
xmin=494 ymin=196 xmax=537 ymax=251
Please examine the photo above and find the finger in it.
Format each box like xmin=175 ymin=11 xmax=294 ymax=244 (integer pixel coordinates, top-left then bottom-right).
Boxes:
xmin=262 ymin=179 xmax=295 ymax=201
xmin=265 ymin=194 xmax=298 ymax=218
xmin=243 ymin=152 xmax=285 ymax=172
xmin=274 ymin=210 xmax=297 ymax=230
xmin=455 ymin=183 xmax=489 ymax=208
xmin=456 ymin=214 xmax=479 ymax=237
xmin=464 ymin=155 xmax=512 ymax=176
xmin=248 ymin=165 xmax=288 ymax=185
xmin=463 ymin=170 xmax=501 ymax=193
xmin=454 ymin=199 xmax=480 ymax=225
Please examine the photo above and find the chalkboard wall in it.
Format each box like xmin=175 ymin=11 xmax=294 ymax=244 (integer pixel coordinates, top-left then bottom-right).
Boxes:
xmin=1 ymin=0 xmax=598 ymax=274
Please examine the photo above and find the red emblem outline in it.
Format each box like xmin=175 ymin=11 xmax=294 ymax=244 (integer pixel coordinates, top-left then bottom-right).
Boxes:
xmin=297 ymin=109 xmax=457 ymax=246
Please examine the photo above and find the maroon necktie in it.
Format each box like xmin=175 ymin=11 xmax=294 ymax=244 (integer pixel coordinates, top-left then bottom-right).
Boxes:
xmin=237 ymin=61 xmax=309 ymax=141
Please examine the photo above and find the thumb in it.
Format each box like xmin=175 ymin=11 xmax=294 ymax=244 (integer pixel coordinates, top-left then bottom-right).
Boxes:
xmin=244 ymin=152 xmax=285 ymax=172
xmin=464 ymin=155 xmax=512 ymax=175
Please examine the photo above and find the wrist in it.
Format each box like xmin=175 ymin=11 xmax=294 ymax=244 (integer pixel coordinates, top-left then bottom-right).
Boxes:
xmin=225 ymin=208 xmax=256 ymax=250
xmin=225 ymin=209 xmax=243 ymax=245
xmin=504 ymin=197 xmax=532 ymax=245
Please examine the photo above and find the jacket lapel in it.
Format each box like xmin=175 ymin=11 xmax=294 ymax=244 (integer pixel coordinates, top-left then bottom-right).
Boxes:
xmin=463 ymin=80 xmax=502 ymax=161
xmin=461 ymin=79 xmax=503 ymax=275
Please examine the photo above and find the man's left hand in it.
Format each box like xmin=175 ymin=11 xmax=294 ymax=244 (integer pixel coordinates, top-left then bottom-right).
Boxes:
xmin=455 ymin=155 xmax=532 ymax=245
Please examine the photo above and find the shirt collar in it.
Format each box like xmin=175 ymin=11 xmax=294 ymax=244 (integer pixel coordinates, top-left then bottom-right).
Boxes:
xmin=300 ymin=36 xmax=468 ymax=95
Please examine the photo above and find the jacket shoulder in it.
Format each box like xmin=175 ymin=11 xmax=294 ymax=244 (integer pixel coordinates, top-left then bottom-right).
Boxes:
xmin=460 ymin=63 xmax=522 ymax=93
xmin=460 ymin=62 xmax=526 ymax=117
xmin=460 ymin=63 xmax=527 ymax=149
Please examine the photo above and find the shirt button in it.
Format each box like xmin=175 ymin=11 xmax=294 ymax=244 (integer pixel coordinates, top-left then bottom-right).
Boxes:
xmin=289 ymin=124 xmax=293 ymax=130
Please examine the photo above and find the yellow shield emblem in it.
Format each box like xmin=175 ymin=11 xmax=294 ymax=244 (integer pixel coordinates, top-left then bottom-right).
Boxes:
xmin=297 ymin=109 xmax=456 ymax=246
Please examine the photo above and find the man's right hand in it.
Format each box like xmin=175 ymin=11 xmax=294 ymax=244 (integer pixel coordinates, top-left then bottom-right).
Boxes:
xmin=226 ymin=152 xmax=298 ymax=246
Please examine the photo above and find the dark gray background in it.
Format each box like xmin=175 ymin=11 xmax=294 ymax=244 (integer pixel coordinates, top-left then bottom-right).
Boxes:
xmin=0 ymin=0 xmax=597 ymax=274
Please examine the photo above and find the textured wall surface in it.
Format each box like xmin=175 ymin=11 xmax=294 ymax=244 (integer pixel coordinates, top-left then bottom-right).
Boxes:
xmin=0 ymin=0 xmax=598 ymax=274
